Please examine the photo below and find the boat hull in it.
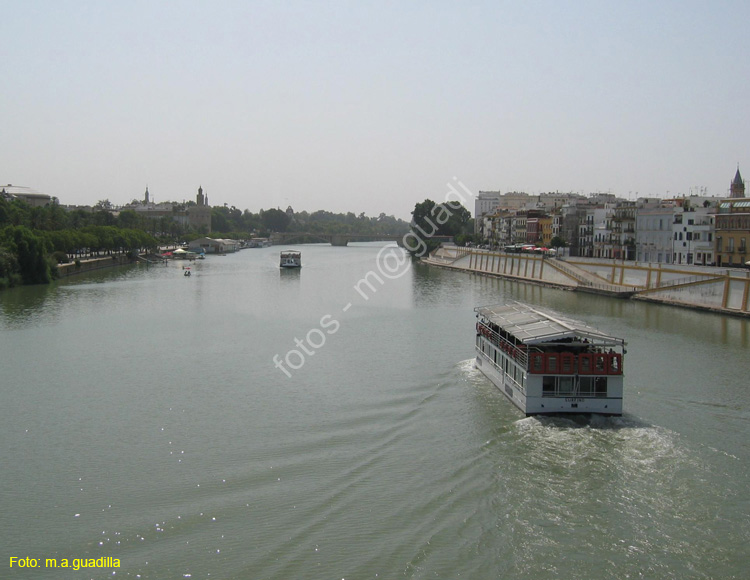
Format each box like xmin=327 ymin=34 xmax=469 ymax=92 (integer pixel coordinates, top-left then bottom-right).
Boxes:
xmin=475 ymin=348 xmax=622 ymax=416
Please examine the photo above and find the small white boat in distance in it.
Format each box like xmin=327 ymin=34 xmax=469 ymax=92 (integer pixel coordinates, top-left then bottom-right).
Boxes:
xmin=279 ymin=250 xmax=301 ymax=268
xmin=475 ymin=302 xmax=626 ymax=416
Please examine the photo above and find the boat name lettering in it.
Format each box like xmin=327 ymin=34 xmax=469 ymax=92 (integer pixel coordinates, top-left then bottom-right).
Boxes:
xmin=565 ymin=398 xmax=585 ymax=402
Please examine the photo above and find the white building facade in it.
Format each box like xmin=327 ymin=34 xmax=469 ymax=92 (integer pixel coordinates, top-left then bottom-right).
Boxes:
xmin=635 ymin=207 xmax=676 ymax=263
xmin=672 ymin=207 xmax=715 ymax=265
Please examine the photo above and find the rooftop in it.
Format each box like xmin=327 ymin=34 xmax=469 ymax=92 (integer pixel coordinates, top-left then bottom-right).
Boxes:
xmin=475 ymin=302 xmax=625 ymax=346
xmin=1 ymin=184 xmax=47 ymax=197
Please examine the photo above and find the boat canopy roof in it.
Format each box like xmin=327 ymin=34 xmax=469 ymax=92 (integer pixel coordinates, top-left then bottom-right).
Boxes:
xmin=475 ymin=302 xmax=625 ymax=346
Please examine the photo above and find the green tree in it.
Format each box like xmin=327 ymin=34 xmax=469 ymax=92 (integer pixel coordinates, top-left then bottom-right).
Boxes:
xmin=0 ymin=225 xmax=52 ymax=284
xmin=0 ymin=247 xmax=21 ymax=288
xmin=117 ymin=210 xmax=141 ymax=230
xmin=439 ymin=202 xmax=472 ymax=236
xmin=211 ymin=208 xmax=230 ymax=233
xmin=40 ymin=199 xmax=69 ymax=230
xmin=550 ymin=236 xmax=568 ymax=249
xmin=241 ymin=209 xmax=261 ymax=231
xmin=261 ymin=208 xmax=290 ymax=232
xmin=94 ymin=199 xmax=113 ymax=210
xmin=411 ymin=199 xmax=471 ymax=237
xmin=92 ymin=210 xmax=115 ymax=227
xmin=411 ymin=200 xmax=437 ymax=236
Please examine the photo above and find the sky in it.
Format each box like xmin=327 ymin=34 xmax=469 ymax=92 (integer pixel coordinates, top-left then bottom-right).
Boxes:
xmin=3 ymin=0 xmax=750 ymax=220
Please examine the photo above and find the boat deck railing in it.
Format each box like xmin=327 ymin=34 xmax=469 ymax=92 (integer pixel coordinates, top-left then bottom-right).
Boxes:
xmin=477 ymin=321 xmax=539 ymax=368
xmin=528 ymin=350 xmax=622 ymax=375
xmin=477 ymin=321 xmax=623 ymax=375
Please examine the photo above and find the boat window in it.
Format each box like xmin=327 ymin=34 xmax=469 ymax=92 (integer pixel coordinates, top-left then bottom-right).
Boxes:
xmin=558 ymin=377 xmax=574 ymax=395
xmin=595 ymin=377 xmax=607 ymax=396
xmin=547 ymin=355 xmax=558 ymax=372
xmin=542 ymin=376 xmax=555 ymax=396
xmin=579 ymin=377 xmax=593 ymax=395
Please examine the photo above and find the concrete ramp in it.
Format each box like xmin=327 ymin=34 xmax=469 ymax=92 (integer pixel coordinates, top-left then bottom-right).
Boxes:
xmin=634 ymin=271 xmax=750 ymax=314
xmin=424 ymin=246 xmax=750 ymax=316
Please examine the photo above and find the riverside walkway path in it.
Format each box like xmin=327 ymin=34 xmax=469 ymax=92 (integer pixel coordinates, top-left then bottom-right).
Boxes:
xmin=423 ymin=245 xmax=750 ymax=318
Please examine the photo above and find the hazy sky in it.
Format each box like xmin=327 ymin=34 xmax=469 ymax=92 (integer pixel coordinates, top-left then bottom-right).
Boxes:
xmin=3 ymin=1 xmax=750 ymax=219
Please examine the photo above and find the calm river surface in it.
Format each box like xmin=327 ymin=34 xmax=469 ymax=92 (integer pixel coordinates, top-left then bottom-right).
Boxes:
xmin=1 ymin=243 xmax=749 ymax=579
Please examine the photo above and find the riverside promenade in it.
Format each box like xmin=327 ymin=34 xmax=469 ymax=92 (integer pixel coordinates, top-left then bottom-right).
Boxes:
xmin=423 ymin=245 xmax=750 ymax=318
xmin=55 ymin=244 xmax=185 ymax=278
xmin=56 ymin=254 xmax=137 ymax=277
xmin=55 ymin=251 xmax=172 ymax=278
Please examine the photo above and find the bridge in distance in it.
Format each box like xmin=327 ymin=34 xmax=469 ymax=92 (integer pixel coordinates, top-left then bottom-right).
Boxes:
xmin=270 ymin=232 xmax=453 ymax=247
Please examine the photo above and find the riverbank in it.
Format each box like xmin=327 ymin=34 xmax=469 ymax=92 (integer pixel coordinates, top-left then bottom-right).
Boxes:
xmin=423 ymin=245 xmax=750 ymax=318
xmin=56 ymin=254 xmax=138 ymax=277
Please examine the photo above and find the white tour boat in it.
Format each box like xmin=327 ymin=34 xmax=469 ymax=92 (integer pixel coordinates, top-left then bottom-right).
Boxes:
xmin=279 ymin=250 xmax=301 ymax=268
xmin=475 ymin=302 xmax=625 ymax=415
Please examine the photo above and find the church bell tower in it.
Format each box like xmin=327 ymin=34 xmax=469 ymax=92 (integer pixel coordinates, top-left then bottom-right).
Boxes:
xmin=730 ymin=167 xmax=745 ymax=198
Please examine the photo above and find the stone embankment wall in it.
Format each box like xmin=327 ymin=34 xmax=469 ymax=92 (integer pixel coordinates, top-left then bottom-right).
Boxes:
xmin=56 ymin=255 xmax=135 ymax=277
xmin=424 ymin=246 xmax=750 ymax=317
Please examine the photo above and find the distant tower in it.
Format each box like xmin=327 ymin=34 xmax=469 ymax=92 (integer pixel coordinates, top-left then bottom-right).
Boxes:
xmin=730 ymin=166 xmax=745 ymax=198
xmin=144 ymin=186 xmax=150 ymax=204
xmin=189 ymin=185 xmax=212 ymax=233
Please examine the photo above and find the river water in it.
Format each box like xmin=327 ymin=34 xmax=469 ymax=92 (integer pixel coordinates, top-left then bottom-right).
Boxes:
xmin=1 ymin=243 xmax=749 ymax=579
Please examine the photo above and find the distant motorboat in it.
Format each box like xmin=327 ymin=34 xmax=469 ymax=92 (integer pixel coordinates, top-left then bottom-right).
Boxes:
xmin=279 ymin=250 xmax=301 ymax=268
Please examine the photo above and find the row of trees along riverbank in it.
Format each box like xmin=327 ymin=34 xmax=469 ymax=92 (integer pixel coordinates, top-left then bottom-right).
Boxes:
xmin=88 ymin=199 xmax=411 ymax=239
xmin=0 ymin=224 xmax=158 ymax=289
xmin=0 ymin=195 xmax=413 ymax=289
xmin=1 ymin=193 xmax=476 ymax=289
xmin=0 ymin=197 xmax=159 ymax=289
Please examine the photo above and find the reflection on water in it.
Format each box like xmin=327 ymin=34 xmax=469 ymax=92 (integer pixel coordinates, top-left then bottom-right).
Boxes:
xmin=0 ymin=283 xmax=60 ymax=328
xmin=279 ymin=267 xmax=301 ymax=282
xmin=0 ymin=263 xmax=159 ymax=329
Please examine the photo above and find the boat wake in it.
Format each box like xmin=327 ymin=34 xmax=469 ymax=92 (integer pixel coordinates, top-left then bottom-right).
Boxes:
xmin=515 ymin=412 xmax=652 ymax=430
